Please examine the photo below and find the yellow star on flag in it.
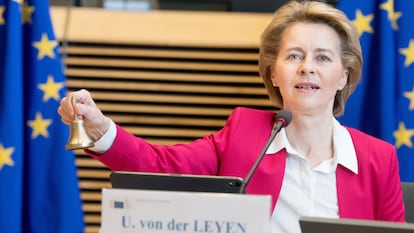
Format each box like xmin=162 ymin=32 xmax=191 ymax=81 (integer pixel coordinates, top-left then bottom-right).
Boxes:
xmin=380 ymin=0 xmax=402 ymax=30
xmin=352 ymin=9 xmax=374 ymax=37
xmin=22 ymin=2 xmax=34 ymax=24
xmin=0 ymin=144 xmax=15 ymax=170
xmin=32 ymin=33 xmax=57 ymax=60
xmin=393 ymin=122 xmax=414 ymax=148
xmin=400 ymin=40 xmax=414 ymax=67
xmin=38 ymin=75 xmax=64 ymax=102
xmin=0 ymin=6 xmax=5 ymax=25
xmin=404 ymin=87 xmax=414 ymax=110
xmin=27 ymin=112 xmax=52 ymax=139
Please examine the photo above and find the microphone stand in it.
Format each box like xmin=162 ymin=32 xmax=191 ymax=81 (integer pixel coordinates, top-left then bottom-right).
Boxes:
xmin=239 ymin=121 xmax=284 ymax=193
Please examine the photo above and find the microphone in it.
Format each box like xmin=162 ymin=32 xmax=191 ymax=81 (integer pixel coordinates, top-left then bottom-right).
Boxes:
xmin=239 ymin=109 xmax=292 ymax=193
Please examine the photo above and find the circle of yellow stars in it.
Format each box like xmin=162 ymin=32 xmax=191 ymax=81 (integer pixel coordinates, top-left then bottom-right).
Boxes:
xmin=0 ymin=1 xmax=64 ymax=170
xmin=351 ymin=0 xmax=414 ymax=149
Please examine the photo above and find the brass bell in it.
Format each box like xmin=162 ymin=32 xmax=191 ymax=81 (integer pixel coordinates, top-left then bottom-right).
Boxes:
xmin=65 ymin=96 xmax=95 ymax=150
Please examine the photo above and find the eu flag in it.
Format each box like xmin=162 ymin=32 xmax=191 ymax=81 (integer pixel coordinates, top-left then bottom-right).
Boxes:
xmin=0 ymin=0 xmax=84 ymax=232
xmin=337 ymin=0 xmax=414 ymax=181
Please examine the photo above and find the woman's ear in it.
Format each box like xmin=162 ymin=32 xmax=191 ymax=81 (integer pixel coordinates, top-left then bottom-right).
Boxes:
xmin=270 ymin=65 xmax=278 ymax=87
xmin=338 ymin=69 xmax=348 ymax=90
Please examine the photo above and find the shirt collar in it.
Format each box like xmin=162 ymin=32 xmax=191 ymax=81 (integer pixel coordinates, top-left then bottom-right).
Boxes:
xmin=265 ymin=117 xmax=358 ymax=174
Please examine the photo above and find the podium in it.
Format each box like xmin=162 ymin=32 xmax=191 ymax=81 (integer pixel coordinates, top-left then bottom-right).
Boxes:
xmin=100 ymin=188 xmax=271 ymax=233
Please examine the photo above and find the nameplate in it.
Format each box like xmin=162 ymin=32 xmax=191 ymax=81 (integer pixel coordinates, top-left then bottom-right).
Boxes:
xmin=100 ymin=188 xmax=271 ymax=233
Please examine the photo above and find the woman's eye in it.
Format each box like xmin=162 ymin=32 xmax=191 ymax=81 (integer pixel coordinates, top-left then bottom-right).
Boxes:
xmin=288 ymin=54 xmax=301 ymax=60
xmin=318 ymin=55 xmax=331 ymax=62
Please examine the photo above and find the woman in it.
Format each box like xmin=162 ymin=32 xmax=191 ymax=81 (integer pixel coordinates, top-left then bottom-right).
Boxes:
xmin=58 ymin=1 xmax=405 ymax=232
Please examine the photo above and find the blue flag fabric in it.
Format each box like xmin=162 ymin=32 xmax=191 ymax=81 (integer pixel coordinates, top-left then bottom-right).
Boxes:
xmin=0 ymin=0 xmax=84 ymax=232
xmin=337 ymin=0 xmax=414 ymax=181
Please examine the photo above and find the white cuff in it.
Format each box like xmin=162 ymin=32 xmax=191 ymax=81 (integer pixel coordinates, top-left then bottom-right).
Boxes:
xmin=89 ymin=120 xmax=117 ymax=154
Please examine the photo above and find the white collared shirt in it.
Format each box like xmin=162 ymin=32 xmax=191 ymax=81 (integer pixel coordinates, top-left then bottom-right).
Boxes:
xmin=267 ymin=118 xmax=358 ymax=233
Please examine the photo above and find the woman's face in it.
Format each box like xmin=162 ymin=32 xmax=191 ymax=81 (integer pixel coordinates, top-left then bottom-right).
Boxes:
xmin=271 ymin=22 xmax=349 ymax=116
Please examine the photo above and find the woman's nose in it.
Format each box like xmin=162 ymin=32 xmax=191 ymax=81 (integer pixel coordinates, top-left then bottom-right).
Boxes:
xmin=299 ymin=58 xmax=316 ymax=75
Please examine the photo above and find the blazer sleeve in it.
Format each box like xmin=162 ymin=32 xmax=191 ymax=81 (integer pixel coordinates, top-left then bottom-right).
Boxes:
xmin=85 ymin=107 xmax=267 ymax=175
xmin=343 ymin=128 xmax=405 ymax=222
xmin=377 ymin=146 xmax=406 ymax=221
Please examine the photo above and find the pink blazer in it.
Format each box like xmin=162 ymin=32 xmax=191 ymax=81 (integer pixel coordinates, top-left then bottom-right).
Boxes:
xmin=89 ymin=107 xmax=405 ymax=222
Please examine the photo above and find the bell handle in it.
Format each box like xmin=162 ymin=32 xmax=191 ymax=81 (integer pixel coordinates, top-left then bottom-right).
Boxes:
xmin=71 ymin=95 xmax=80 ymax=120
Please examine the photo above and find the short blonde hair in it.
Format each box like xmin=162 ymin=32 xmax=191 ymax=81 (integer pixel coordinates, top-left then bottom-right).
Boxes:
xmin=258 ymin=1 xmax=362 ymax=116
